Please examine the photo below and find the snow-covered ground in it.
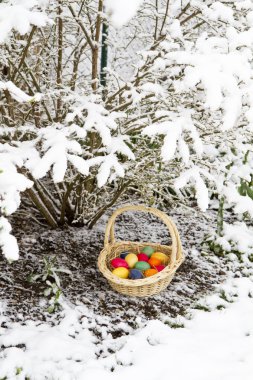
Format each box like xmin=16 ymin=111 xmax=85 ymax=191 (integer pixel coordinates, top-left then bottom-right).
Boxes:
xmin=0 ymin=275 xmax=252 ymax=380
xmin=0 ymin=207 xmax=252 ymax=380
xmin=0 ymin=207 xmax=223 ymax=323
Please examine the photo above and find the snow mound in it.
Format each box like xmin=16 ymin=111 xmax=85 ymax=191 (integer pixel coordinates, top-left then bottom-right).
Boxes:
xmin=0 ymin=277 xmax=252 ymax=379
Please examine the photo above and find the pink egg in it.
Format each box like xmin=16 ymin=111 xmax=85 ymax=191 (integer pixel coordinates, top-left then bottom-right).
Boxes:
xmin=156 ymin=265 xmax=165 ymax=272
xmin=137 ymin=253 xmax=149 ymax=262
xmin=111 ymin=258 xmax=129 ymax=269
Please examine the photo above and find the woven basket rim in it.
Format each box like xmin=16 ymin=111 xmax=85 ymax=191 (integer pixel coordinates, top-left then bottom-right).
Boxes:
xmin=97 ymin=205 xmax=184 ymax=290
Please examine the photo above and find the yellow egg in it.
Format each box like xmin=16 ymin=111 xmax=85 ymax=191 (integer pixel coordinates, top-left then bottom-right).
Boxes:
xmin=151 ymin=252 xmax=169 ymax=265
xmin=125 ymin=253 xmax=138 ymax=268
xmin=112 ymin=267 xmax=129 ymax=279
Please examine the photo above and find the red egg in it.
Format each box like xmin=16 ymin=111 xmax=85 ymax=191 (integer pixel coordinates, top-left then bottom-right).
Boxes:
xmin=111 ymin=258 xmax=129 ymax=269
xmin=137 ymin=253 xmax=149 ymax=262
xmin=155 ymin=265 xmax=166 ymax=272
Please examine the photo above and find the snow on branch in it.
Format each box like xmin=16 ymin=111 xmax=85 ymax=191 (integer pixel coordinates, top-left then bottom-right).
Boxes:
xmin=0 ymin=147 xmax=33 ymax=260
xmin=30 ymin=126 xmax=86 ymax=183
xmin=0 ymin=81 xmax=42 ymax=103
xmin=192 ymin=1 xmax=235 ymax=23
xmin=215 ymin=222 xmax=253 ymax=257
xmin=0 ymin=149 xmax=33 ymax=215
xmin=164 ymin=34 xmax=251 ymax=131
xmin=223 ymin=186 xmax=253 ymax=218
xmin=0 ymin=217 xmax=19 ymax=261
xmin=0 ymin=0 xmax=49 ymax=43
xmin=175 ymin=167 xmax=214 ymax=211
xmin=105 ymin=0 xmax=144 ymax=27
xmin=96 ymin=153 xmax=125 ymax=187
xmin=142 ymin=111 xmax=203 ymax=163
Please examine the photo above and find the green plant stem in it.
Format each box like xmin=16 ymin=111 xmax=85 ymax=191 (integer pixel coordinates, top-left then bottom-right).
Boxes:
xmin=217 ymin=196 xmax=224 ymax=236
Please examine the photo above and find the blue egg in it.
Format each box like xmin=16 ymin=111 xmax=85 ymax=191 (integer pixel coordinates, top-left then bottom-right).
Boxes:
xmin=130 ymin=269 xmax=143 ymax=280
xmin=120 ymin=252 xmax=129 ymax=259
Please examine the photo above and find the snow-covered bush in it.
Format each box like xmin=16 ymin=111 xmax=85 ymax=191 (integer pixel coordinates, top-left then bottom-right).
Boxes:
xmin=0 ymin=0 xmax=253 ymax=260
xmin=211 ymin=222 xmax=253 ymax=262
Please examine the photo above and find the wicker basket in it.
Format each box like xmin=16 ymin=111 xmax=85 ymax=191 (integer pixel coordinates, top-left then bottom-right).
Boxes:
xmin=98 ymin=205 xmax=184 ymax=297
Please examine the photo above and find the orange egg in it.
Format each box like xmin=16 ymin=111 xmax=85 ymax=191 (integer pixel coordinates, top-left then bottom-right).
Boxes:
xmin=148 ymin=257 xmax=161 ymax=268
xmin=144 ymin=268 xmax=158 ymax=277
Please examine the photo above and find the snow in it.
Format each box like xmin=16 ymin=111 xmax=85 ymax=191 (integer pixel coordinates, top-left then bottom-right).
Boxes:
xmin=165 ymin=37 xmax=251 ymax=130
xmin=206 ymin=1 xmax=235 ymax=23
xmin=168 ymin=19 xmax=183 ymax=40
xmin=108 ymin=136 xmax=135 ymax=160
xmin=30 ymin=126 xmax=83 ymax=183
xmin=0 ymin=217 xmax=19 ymax=261
xmin=0 ymin=0 xmax=49 ymax=44
xmin=105 ymin=0 xmax=144 ymax=27
xmin=216 ymin=222 xmax=253 ymax=256
xmin=97 ymin=153 xmax=125 ymax=187
xmin=223 ymin=186 xmax=253 ymax=217
xmin=142 ymin=111 xmax=203 ymax=162
xmin=0 ymin=145 xmax=33 ymax=259
xmin=175 ymin=167 xmax=212 ymax=212
xmin=0 ymin=81 xmax=33 ymax=103
xmin=0 ymin=154 xmax=33 ymax=214
xmin=0 ymin=276 xmax=252 ymax=379
xmin=67 ymin=154 xmax=89 ymax=176
xmin=26 ymin=120 xmax=132 ymax=186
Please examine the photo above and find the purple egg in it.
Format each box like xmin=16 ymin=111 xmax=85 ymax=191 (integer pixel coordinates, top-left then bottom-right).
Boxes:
xmin=130 ymin=269 xmax=143 ymax=280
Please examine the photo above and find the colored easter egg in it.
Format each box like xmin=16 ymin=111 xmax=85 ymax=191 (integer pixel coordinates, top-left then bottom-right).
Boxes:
xmin=156 ymin=265 xmax=166 ymax=272
xmin=112 ymin=267 xmax=129 ymax=279
xmin=137 ymin=253 xmax=149 ymax=262
xmin=111 ymin=258 xmax=129 ymax=269
xmin=129 ymin=269 xmax=143 ymax=280
xmin=151 ymin=252 xmax=169 ymax=264
xmin=120 ymin=252 xmax=129 ymax=259
xmin=144 ymin=268 xmax=158 ymax=277
xmin=125 ymin=253 xmax=138 ymax=268
xmin=148 ymin=257 xmax=162 ymax=268
xmin=134 ymin=261 xmax=151 ymax=271
xmin=141 ymin=246 xmax=155 ymax=257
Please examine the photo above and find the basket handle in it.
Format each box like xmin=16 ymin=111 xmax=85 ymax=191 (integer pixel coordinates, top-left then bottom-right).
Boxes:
xmin=104 ymin=205 xmax=182 ymax=266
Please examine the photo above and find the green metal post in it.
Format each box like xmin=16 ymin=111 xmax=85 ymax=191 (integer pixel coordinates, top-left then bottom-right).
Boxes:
xmin=100 ymin=21 xmax=108 ymax=88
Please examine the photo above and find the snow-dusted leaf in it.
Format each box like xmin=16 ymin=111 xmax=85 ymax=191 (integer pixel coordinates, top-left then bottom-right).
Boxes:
xmin=178 ymin=138 xmax=190 ymax=164
xmin=165 ymin=36 xmax=251 ymax=130
xmin=161 ymin=125 xmax=182 ymax=161
xmin=0 ymin=151 xmax=33 ymax=214
xmin=142 ymin=112 xmax=202 ymax=162
xmin=108 ymin=136 xmax=135 ymax=160
xmin=66 ymin=98 xmax=120 ymax=147
xmin=175 ymin=167 xmax=212 ymax=211
xmin=67 ymin=154 xmax=89 ymax=176
xmin=52 ymin=155 xmax=67 ymax=184
xmin=31 ymin=126 xmax=85 ymax=183
xmin=223 ymin=186 xmax=253 ymax=217
xmin=97 ymin=154 xmax=125 ymax=187
xmin=216 ymin=222 xmax=253 ymax=256
xmin=0 ymin=217 xmax=19 ymax=261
